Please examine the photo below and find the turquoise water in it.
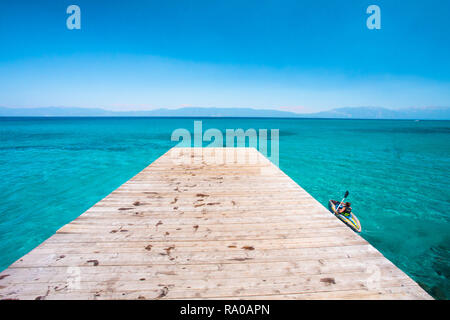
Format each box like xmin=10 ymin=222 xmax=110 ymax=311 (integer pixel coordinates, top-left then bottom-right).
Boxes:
xmin=0 ymin=117 xmax=449 ymax=299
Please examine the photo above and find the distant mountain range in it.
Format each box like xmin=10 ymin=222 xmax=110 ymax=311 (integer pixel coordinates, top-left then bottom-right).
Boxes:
xmin=308 ymin=106 xmax=450 ymax=120
xmin=0 ymin=106 xmax=298 ymax=118
xmin=0 ymin=106 xmax=449 ymax=120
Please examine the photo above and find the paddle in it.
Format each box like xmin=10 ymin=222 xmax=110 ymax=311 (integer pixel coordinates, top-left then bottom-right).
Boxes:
xmin=335 ymin=191 xmax=349 ymax=214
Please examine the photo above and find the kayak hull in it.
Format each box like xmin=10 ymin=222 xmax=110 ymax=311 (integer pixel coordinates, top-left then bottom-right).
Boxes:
xmin=328 ymin=200 xmax=362 ymax=233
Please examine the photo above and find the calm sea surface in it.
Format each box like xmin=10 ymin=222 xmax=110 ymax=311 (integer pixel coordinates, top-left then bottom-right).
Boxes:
xmin=0 ymin=117 xmax=449 ymax=299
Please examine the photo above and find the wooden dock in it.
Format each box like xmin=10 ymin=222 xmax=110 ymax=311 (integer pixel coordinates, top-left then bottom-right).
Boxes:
xmin=0 ymin=148 xmax=432 ymax=300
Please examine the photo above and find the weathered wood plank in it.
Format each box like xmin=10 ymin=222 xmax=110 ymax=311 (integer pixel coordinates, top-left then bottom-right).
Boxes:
xmin=0 ymin=148 xmax=432 ymax=300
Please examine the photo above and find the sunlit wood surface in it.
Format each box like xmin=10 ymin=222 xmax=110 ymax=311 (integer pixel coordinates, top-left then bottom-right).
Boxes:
xmin=0 ymin=148 xmax=432 ymax=300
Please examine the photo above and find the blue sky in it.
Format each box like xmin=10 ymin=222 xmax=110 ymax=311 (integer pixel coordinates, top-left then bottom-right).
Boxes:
xmin=0 ymin=0 xmax=449 ymax=112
